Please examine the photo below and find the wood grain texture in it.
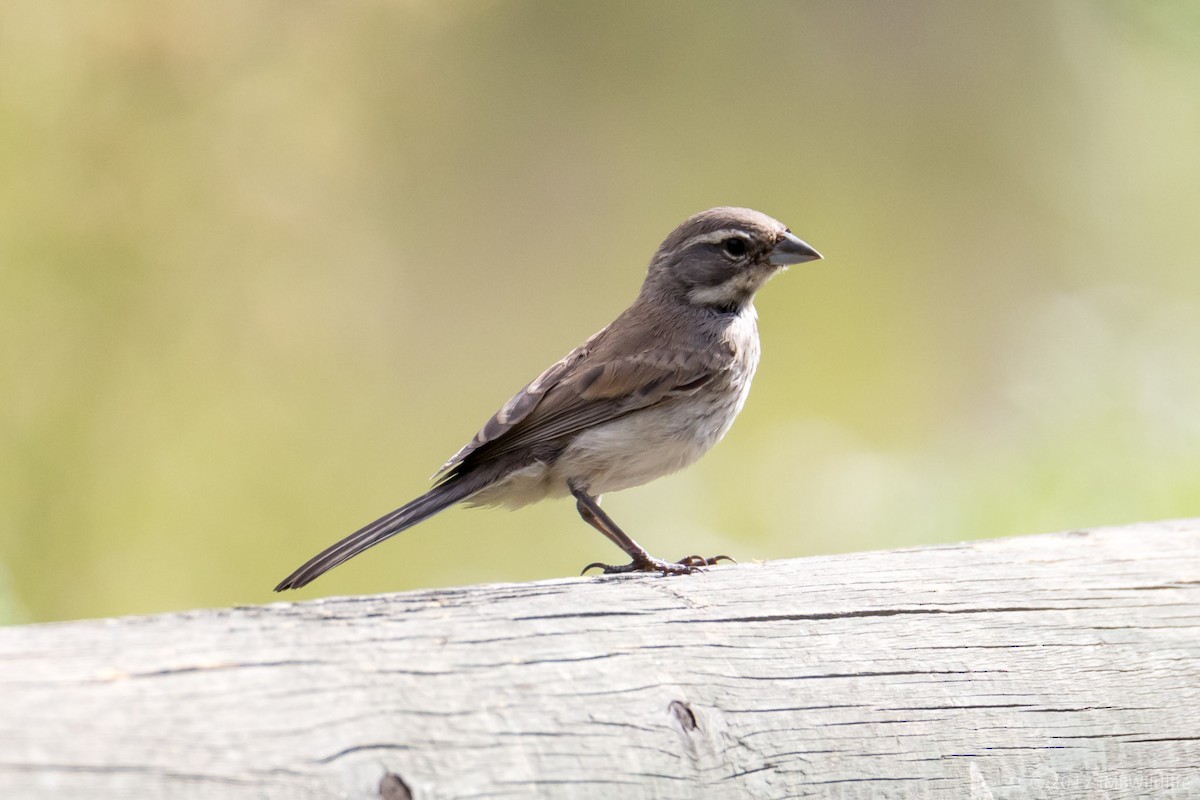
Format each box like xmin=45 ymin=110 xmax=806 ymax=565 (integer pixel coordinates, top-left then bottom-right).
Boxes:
xmin=2 ymin=519 xmax=1199 ymax=799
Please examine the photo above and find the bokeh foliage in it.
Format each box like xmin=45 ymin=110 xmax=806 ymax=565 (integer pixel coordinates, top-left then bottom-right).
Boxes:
xmin=2 ymin=2 xmax=1198 ymax=623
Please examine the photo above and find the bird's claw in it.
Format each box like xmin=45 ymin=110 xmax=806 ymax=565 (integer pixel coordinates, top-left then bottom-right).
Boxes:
xmin=677 ymin=554 xmax=736 ymax=567
xmin=581 ymin=554 xmax=736 ymax=576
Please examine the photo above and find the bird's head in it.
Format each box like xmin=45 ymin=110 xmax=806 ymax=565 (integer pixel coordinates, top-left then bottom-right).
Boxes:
xmin=644 ymin=207 xmax=821 ymax=314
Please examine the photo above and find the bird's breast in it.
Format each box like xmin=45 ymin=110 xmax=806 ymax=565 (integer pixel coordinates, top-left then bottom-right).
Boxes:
xmin=556 ymin=345 xmax=759 ymax=496
xmin=474 ymin=312 xmax=762 ymax=507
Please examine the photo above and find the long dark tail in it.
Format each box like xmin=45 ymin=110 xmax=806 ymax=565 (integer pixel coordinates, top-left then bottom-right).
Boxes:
xmin=274 ymin=477 xmax=482 ymax=591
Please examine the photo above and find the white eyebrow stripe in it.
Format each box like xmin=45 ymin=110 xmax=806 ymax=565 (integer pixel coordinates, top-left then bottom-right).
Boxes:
xmin=686 ymin=228 xmax=753 ymax=247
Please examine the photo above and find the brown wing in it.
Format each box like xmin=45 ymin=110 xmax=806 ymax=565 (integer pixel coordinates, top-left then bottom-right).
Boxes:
xmin=471 ymin=353 xmax=715 ymax=460
xmin=436 ymin=323 xmax=720 ymax=478
xmin=434 ymin=336 xmax=596 ymax=477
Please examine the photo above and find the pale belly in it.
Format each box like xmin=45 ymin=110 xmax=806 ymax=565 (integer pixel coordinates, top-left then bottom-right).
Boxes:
xmin=473 ymin=371 xmax=754 ymax=508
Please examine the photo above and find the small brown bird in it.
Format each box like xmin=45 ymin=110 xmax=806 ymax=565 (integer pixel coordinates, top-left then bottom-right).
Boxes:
xmin=275 ymin=207 xmax=821 ymax=591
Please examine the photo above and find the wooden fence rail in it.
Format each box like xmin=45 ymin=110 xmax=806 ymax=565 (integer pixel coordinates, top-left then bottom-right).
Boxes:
xmin=2 ymin=519 xmax=1199 ymax=799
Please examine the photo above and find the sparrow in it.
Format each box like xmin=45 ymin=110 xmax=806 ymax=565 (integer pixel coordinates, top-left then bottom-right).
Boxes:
xmin=275 ymin=207 xmax=821 ymax=591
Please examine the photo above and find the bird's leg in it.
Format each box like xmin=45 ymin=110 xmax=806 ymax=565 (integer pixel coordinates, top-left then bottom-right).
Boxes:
xmin=569 ymin=483 xmax=729 ymax=576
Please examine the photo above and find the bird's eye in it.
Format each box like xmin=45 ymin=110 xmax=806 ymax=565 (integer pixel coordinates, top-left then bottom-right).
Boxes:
xmin=722 ymin=237 xmax=747 ymax=257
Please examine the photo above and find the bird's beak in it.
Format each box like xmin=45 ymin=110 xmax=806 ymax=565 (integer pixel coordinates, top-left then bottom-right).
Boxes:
xmin=769 ymin=231 xmax=822 ymax=266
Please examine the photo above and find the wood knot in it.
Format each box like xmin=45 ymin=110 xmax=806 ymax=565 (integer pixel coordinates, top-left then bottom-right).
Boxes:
xmin=379 ymin=772 xmax=413 ymax=800
xmin=669 ymin=699 xmax=698 ymax=732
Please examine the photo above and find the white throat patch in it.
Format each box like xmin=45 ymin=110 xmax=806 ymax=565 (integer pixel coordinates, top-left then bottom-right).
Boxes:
xmin=687 ymin=267 xmax=776 ymax=308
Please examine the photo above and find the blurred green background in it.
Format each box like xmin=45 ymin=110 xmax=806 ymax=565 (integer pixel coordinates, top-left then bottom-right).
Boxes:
xmin=2 ymin=2 xmax=1198 ymax=624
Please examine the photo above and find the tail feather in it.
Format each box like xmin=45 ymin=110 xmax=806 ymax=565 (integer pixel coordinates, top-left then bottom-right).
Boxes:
xmin=274 ymin=477 xmax=481 ymax=591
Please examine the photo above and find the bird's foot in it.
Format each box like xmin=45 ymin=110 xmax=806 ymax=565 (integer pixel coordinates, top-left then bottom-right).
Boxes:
xmin=677 ymin=554 xmax=736 ymax=568
xmin=581 ymin=557 xmax=695 ymax=575
xmin=581 ymin=554 xmax=736 ymax=576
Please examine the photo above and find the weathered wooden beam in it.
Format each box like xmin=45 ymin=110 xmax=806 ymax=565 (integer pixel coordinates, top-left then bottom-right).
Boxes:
xmin=2 ymin=520 xmax=1199 ymax=799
